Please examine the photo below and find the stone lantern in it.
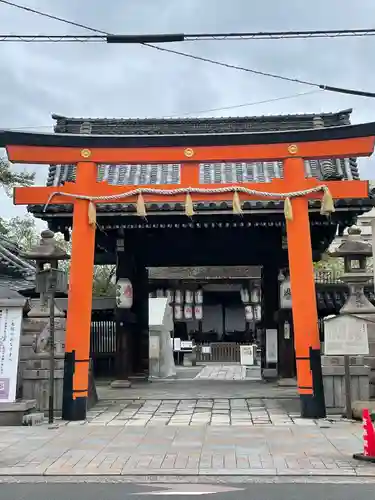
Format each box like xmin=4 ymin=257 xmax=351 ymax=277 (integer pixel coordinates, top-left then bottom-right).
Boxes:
xmin=322 ymin=225 xmax=375 ymax=417
xmin=20 ymin=229 xmax=70 ymax=423
xmin=330 ymin=226 xmax=374 ymax=314
xmin=21 ymin=229 xmax=70 ymax=318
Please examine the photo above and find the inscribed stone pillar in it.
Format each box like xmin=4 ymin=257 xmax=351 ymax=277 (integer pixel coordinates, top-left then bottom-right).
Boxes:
xmin=261 ymin=264 xmax=280 ymax=376
xmin=132 ymin=262 xmax=149 ymax=377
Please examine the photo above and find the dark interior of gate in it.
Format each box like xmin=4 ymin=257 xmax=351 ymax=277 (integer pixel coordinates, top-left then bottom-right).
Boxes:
xmin=28 ymin=109 xmax=374 ymax=383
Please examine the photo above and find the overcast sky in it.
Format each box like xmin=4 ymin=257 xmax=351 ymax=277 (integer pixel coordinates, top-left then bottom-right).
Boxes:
xmin=1 ymin=0 xmax=375 ymax=226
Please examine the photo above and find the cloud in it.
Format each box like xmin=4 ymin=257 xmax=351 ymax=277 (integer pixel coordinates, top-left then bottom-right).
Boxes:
xmin=1 ymin=0 xmax=375 ymax=219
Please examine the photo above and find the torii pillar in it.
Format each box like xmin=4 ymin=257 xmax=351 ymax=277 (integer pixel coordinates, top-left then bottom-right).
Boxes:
xmin=3 ymin=124 xmax=375 ymax=420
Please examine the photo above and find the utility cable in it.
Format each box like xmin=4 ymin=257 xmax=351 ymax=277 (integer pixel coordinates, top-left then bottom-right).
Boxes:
xmin=1 ymin=0 xmax=375 ymax=98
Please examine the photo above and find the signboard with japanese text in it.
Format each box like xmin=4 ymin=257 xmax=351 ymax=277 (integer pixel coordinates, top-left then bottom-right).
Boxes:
xmin=240 ymin=345 xmax=255 ymax=366
xmin=324 ymin=315 xmax=369 ymax=355
xmin=0 ymin=307 xmax=23 ymax=403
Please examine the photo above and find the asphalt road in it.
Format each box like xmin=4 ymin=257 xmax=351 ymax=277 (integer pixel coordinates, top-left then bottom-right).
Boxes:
xmin=0 ymin=482 xmax=374 ymax=499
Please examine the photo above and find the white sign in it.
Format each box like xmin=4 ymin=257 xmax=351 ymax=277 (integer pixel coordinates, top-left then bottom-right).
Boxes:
xmin=280 ymin=279 xmax=292 ymax=309
xmin=181 ymin=340 xmax=193 ymax=351
xmin=202 ymin=345 xmax=211 ymax=354
xmin=0 ymin=307 xmax=23 ymax=403
xmin=266 ymin=328 xmax=278 ymax=363
xmin=173 ymin=338 xmax=181 ymax=351
xmin=324 ymin=315 xmax=369 ymax=355
xmin=116 ymin=278 xmax=133 ymax=309
xmin=240 ymin=345 xmax=255 ymax=366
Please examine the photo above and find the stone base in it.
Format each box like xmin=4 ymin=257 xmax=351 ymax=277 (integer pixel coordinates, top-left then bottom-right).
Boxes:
xmin=262 ymin=368 xmax=278 ymax=380
xmin=277 ymin=378 xmax=297 ymax=387
xmin=110 ymin=379 xmax=132 ymax=389
xmin=22 ymin=412 xmax=45 ymax=426
xmin=352 ymin=400 xmax=375 ymax=420
xmin=0 ymin=400 xmax=36 ymax=426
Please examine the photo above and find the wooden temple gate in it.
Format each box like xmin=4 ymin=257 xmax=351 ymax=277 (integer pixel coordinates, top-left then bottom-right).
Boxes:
xmin=1 ymin=124 xmax=375 ymax=420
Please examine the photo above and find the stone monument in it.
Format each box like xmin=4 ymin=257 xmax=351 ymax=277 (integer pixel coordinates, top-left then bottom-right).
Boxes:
xmin=149 ymin=298 xmax=176 ymax=379
xmin=0 ymin=285 xmax=37 ymax=425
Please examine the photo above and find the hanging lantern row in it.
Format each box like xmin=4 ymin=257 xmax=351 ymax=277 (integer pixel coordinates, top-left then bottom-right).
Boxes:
xmin=152 ymin=288 xmax=203 ymax=305
xmin=149 ymin=288 xmax=204 ymax=320
xmin=240 ymin=284 xmax=262 ymax=304
xmin=245 ymin=304 xmax=262 ymax=322
xmin=175 ymin=304 xmax=203 ymax=320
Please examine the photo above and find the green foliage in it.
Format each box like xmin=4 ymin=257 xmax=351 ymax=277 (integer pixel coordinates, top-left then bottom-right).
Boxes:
xmin=1 ymin=215 xmax=115 ymax=296
xmin=0 ymin=215 xmax=39 ymax=249
xmin=0 ymin=157 xmax=34 ymax=196
xmin=313 ymin=253 xmax=344 ymax=277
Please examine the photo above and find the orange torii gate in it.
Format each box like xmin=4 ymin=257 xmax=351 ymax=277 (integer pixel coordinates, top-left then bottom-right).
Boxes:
xmin=1 ymin=123 xmax=375 ymax=421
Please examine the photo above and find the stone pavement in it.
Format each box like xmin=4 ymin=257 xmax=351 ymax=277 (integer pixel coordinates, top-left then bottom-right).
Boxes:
xmin=0 ymin=419 xmax=374 ymax=476
xmin=74 ymin=398 xmax=301 ymax=427
xmin=96 ymin=379 xmax=298 ymax=401
xmin=194 ymin=364 xmax=261 ymax=381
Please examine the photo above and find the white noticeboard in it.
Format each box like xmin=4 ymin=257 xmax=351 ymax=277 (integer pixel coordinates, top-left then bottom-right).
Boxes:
xmin=266 ymin=328 xmax=278 ymax=363
xmin=173 ymin=338 xmax=181 ymax=352
xmin=0 ymin=307 xmax=23 ymax=403
xmin=324 ymin=315 xmax=369 ymax=355
xmin=240 ymin=345 xmax=255 ymax=366
xmin=181 ymin=340 xmax=193 ymax=351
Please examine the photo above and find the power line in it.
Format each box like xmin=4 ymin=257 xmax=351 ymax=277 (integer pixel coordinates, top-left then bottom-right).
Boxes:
xmin=3 ymin=28 xmax=375 ymax=42
xmin=2 ymin=0 xmax=375 ymax=98
xmin=167 ymin=90 xmax=323 ymax=117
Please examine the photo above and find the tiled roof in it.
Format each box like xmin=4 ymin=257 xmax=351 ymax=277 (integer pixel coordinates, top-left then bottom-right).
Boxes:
xmin=27 ymin=109 xmax=368 ymax=217
xmin=0 ymin=236 xmax=35 ymax=291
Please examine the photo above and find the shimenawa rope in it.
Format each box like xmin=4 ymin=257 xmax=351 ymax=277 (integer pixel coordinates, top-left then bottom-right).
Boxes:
xmin=42 ymin=184 xmax=335 ymax=225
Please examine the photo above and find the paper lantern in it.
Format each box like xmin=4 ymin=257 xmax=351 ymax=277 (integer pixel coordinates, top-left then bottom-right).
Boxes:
xmin=184 ymin=304 xmax=193 ymax=320
xmin=116 ymin=278 xmax=133 ymax=309
xmin=194 ymin=305 xmax=203 ymax=320
xmin=175 ymin=290 xmax=182 ymax=304
xmin=245 ymin=305 xmax=254 ymax=321
xmin=195 ymin=289 xmax=203 ymax=304
xmin=174 ymin=305 xmax=183 ymax=320
xmin=185 ymin=290 xmax=194 ymax=304
xmin=166 ymin=289 xmax=174 ymax=303
xmin=240 ymin=288 xmax=250 ymax=303
xmin=254 ymin=304 xmax=262 ymax=321
xmin=251 ymin=287 xmax=261 ymax=304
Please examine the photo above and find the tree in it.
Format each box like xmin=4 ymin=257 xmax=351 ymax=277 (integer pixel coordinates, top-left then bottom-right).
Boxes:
xmin=1 ymin=215 xmax=116 ymax=296
xmin=0 ymin=156 xmax=34 ymax=196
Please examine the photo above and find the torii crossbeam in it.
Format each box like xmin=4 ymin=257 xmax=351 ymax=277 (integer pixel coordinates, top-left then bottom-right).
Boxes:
xmin=2 ymin=123 xmax=375 ymax=421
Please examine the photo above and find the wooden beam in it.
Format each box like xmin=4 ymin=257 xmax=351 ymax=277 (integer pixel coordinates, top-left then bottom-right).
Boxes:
xmin=6 ymin=136 xmax=375 ymax=165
